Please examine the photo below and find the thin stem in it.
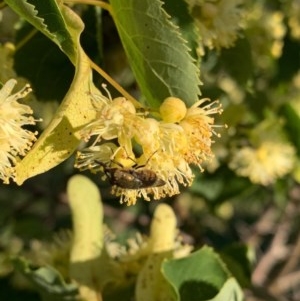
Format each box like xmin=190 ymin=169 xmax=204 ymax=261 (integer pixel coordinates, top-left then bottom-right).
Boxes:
xmin=89 ymin=58 xmax=142 ymax=108
xmin=64 ymin=0 xmax=112 ymax=13
xmin=15 ymin=28 xmax=38 ymax=52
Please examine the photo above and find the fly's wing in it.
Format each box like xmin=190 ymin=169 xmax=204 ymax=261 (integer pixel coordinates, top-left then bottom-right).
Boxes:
xmin=112 ymin=169 xmax=144 ymax=189
xmin=132 ymin=170 xmax=166 ymax=188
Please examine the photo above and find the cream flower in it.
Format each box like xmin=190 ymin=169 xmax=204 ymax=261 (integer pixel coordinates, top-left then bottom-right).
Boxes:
xmin=229 ymin=141 xmax=296 ymax=186
xmin=76 ymin=86 xmax=223 ymax=205
xmin=0 ymin=79 xmax=38 ymax=183
xmin=179 ymin=98 xmax=223 ymax=168
xmin=80 ymin=85 xmax=143 ymax=158
xmin=229 ymin=115 xmax=297 ymax=185
xmin=245 ymin=3 xmax=286 ymax=69
xmin=186 ymin=0 xmax=244 ymax=54
xmin=28 ymin=231 xmax=72 ymax=280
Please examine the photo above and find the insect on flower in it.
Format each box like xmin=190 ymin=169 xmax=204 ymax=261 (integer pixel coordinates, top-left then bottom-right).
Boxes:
xmin=97 ymin=152 xmax=166 ymax=190
xmin=98 ymin=162 xmax=166 ymax=190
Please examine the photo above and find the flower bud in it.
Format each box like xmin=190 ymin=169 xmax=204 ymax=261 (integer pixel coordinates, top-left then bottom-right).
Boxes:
xmin=159 ymin=97 xmax=187 ymax=123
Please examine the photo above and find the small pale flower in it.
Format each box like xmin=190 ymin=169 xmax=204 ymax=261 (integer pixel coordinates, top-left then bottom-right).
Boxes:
xmin=75 ymin=142 xmax=119 ymax=171
xmin=245 ymin=3 xmax=286 ymax=70
xmin=186 ymin=0 xmax=244 ymax=54
xmin=76 ymin=85 xmax=223 ymax=205
xmin=134 ymin=118 xmax=161 ymax=151
xmin=229 ymin=116 xmax=296 ymax=185
xmin=179 ymin=98 xmax=223 ymax=168
xmin=27 ymin=231 xmax=72 ymax=280
xmin=0 ymin=79 xmax=38 ymax=183
xmin=80 ymin=86 xmax=142 ymax=156
xmin=229 ymin=141 xmax=296 ymax=186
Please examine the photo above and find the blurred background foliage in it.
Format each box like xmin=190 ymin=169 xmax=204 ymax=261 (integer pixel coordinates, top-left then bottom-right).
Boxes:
xmin=0 ymin=0 xmax=300 ymax=300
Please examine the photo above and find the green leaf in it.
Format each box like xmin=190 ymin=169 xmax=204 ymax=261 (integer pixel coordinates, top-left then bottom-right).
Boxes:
xmin=109 ymin=0 xmax=201 ymax=108
xmin=14 ymin=25 xmax=74 ymax=101
xmin=293 ymin=159 xmax=300 ymax=183
xmin=280 ymin=102 xmax=300 ymax=155
xmin=4 ymin=0 xmax=81 ymax=62
xmin=220 ymin=243 xmax=254 ymax=288
xmin=12 ymin=257 xmax=79 ymax=301
xmin=162 ymin=246 xmax=244 ymax=301
xmin=13 ymin=4 xmax=97 ymax=184
xmin=163 ymin=0 xmax=199 ymax=61
xmin=209 ymin=278 xmax=244 ymax=301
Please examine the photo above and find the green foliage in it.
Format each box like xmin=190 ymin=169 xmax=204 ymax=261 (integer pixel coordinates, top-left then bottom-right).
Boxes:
xmin=14 ymin=26 xmax=74 ymax=101
xmin=109 ymin=0 xmax=201 ymax=108
xmin=163 ymin=0 xmax=199 ymax=61
xmin=12 ymin=257 xmax=79 ymax=301
xmin=162 ymin=247 xmax=244 ymax=301
xmin=220 ymin=244 xmax=254 ymax=288
xmin=4 ymin=0 xmax=79 ymax=62
xmin=281 ymin=102 xmax=300 ymax=154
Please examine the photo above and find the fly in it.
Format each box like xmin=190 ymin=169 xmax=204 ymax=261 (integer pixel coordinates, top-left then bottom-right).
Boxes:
xmin=98 ymin=163 xmax=165 ymax=189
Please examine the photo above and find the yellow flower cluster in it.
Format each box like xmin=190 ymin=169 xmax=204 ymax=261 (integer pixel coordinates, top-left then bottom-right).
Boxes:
xmin=245 ymin=3 xmax=286 ymax=62
xmin=76 ymin=86 xmax=223 ymax=205
xmin=229 ymin=141 xmax=296 ymax=186
xmin=0 ymin=79 xmax=38 ymax=183
xmin=229 ymin=119 xmax=296 ymax=186
xmin=186 ymin=0 xmax=244 ymax=54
